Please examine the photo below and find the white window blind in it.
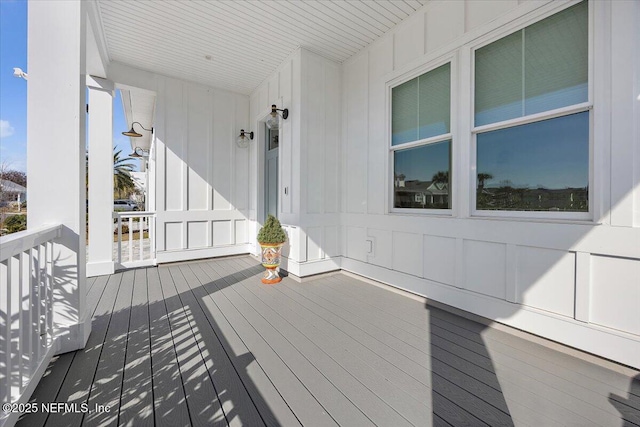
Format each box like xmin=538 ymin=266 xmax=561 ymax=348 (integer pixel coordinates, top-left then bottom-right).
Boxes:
xmin=392 ymin=63 xmax=451 ymax=145
xmin=475 ymin=1 xmax=588 ymax=126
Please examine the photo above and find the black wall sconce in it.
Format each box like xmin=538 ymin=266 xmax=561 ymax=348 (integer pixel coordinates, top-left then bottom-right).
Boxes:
xmin=236 ymin=129 xmax=254 ymax=148
xmin=266 ymin=104 xmax=288 ymax=130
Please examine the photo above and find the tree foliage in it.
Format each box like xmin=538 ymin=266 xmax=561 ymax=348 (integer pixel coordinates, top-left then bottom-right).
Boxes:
xmin=431 ymin=171 xmax=449 ymax=185
xmin=0 ymin=170 xmax=26 ymax=187
xmin=257 ymin=215 xmax=287 ymax=244
xmin=4 ymin=214 xmax=27 ymax=233
xmin=113 ymin=148 xmax=136 ymax=198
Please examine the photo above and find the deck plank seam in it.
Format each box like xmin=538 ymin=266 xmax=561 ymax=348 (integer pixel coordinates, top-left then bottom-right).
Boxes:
xmin=225 ymin=258 xmax=433 ymax=427
xmin=175 ymin=263 xmax=284 ymax=427
xmin=197 ymin=260 xmax=342 ymax=427
xmin=82 ymin=271 xmax=135 ymax=426
xmin=166 ymin=266 xmax=231 ymax=426
xmin=213 ymin=260 xmax=393 ymax=427
xmin=156 ymin=267 xmax=196 ymax=427
xmin=325 ymin=275 xmax=640 ymax=422
xmin=320 ymin=272 xmax=612 ymax=425
xmin=233 ymin=258 xmax=502 ymax=427
xmin=185 ymin=262 xmax=304 ymax=427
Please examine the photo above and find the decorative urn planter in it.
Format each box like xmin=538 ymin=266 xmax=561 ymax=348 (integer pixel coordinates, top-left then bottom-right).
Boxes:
xmin=259 ymin=243 xmax=284 ymax=284
xmin=257 ymin=215 xmax=287 ymax=285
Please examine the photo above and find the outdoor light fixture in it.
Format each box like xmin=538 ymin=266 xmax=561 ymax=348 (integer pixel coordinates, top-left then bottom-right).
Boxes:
xmin=236 ymin=129 xmax=254 ymax=148
xmin=266 ymin=104 xmax=288 ymax=130
xmin=130 ymin=147 xmax=150 ymax=158
xmin=122 ymin=122 xmax=153 ymax=138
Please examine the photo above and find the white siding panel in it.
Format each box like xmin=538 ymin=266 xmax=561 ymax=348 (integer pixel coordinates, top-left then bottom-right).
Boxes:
xmin=212 ymin=91 xmax=233 ymax=210
xmin=306 ymin=54 xmax=325 ymax=214
xmin=187 ymin=221 xmax=208 ymax=249
xmin=234 ymin=95 xmax=249 ymax=211
xmin=423 ymin=235 xmax=456 ymax=285
xmin=347 ymin=226 xmax=367 ymax=261
xmin=367 ymin=228 xmax=392 ymax=269
xmin=425 ymin=1 xmax=465 ymax=53
xmin=464 ymin=240 xmax=507 ymax=299
xmin=392 ymin=231 xmax=423 ymax=277
xmin=465 ymin=0 xmax=518 ymax=32
xmin=212 ymin=220 xmax=232 ymax=246
xmin=164 ymin=80 xmax=184 ymax=211
xmin=393 ymin=12 xmax=425 ymax=68
xmin=306 ymin=226 xmax=324 ymax=261
xmin=516 ymin=247 xmax=576 ymax=317
xmin=324 ymin=225 xmax=340 ymax=257
xmin=280 ymin=58 xmax=294 ymax=214
xmin=591 ymin=255 xmax=640 ymax=335
xmin=368 ymin=37 xmax=394 ymax=215
xmin=258 ymin=86 xmax=268 ymax=116
xmin=187 ymin=86 xmax=211 ymax=211
xmin=345 ymin=55 xmax=369 ymax=214
xmin=268 ymin=74 xmax=279 ymax=106
xmin=235 ymin=219 xmax=248 ymax=244
xmin=165 ymin=222 xmax=183 ymax=251
xmin=324 ymin=63 xmax=341 ymax=214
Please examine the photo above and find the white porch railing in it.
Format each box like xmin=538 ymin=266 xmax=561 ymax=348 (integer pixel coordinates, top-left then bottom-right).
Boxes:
xmin=0 ymin=224 xmax=61 ymax=427
xmin=113 ymin=211 xmax=156 ymax=269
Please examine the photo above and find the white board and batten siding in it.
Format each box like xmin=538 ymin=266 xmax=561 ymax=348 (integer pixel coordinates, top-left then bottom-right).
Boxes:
xmin=153 ymin=76 xmax=251 ymax=264
xmin=339 ymin=0 xmax=640 ymax=369
xmin=249 ymin=49 xmax=343 ymax=277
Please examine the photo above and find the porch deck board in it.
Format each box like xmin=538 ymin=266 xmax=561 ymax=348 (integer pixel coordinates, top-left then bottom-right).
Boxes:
xmin=17 ymin=256 xmax=640 ymax=427
xmin=310 ymin=271 xmax=623 ymax=427
xmin=330 ymin=272 xmax=640 ymax=417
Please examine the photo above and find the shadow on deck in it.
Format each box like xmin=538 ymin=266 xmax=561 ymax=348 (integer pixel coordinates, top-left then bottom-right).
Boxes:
xmin=17 ymin=256 xmax=640 ymax=426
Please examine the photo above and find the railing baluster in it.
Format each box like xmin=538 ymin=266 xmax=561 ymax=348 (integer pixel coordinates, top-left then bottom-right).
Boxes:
xmin=46 ymin=241 xmax=53 ymax=343
xmin=139 ymin=217 xmax=144 ymax=261
xmin=30 ymin=247 xmax=39 ymax=372
xmin=128 ymin=217 xmax=133 ymax=262
xmin=150 ymin=215 xmax=155 ymax=261
xmin=117 ymin=216 xmax=123 ymax=265
xmin=0 ymin=224 xmax=62 ymax=419
xmin=20 ymin=250 xmax=31 ymax=391
xmin=10 ymin=254 xmax=20 ymax=401
xmin=0 ymin=259 xmax=10 ymax=404
xmin=38 ymin=244 xmax=46 ymax=342
xmin=112 ymin=213 xmax=156 ymax=268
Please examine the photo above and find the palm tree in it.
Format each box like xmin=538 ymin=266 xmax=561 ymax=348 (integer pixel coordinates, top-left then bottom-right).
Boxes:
xmin=431 ymin=171 xmax=449 ymax=185
xmin=113 ymin=148 xmax=136 ymax=199
xmin=477 ymin=172 xmax=493 ymax=189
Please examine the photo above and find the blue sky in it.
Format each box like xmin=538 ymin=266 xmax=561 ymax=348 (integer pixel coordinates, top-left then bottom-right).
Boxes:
xmin=0 ymin=0 xmax=27 ymax=171
xmin=0 ymin=0 xmax=133 ymax=173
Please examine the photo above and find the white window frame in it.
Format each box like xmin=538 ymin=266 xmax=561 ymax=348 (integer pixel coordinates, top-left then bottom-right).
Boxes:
xmin=469 ymin=0 xmax=594 ymax=221
xmin=387 ymin=54 xmax=456 ymax=216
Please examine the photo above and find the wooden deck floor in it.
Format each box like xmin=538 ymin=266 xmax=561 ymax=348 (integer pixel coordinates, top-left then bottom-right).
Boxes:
xmin=18 ymin=256 xmax=640 ymax=427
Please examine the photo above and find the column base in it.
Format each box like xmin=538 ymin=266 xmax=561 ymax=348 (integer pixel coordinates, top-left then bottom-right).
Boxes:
xmin=86 ymin=260 xmax=115 ymax=277
xmin=54 ymin=309 xmax=92 ymax=354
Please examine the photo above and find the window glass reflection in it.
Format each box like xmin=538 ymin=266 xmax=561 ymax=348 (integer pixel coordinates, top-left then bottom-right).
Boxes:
xmin=394 ymin=141 xmax=451 ymax=209
xmin=476 ymin=112 xmax=589 ymax=212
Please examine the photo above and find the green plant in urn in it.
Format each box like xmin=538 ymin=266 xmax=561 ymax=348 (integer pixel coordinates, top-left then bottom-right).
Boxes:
xmin=257 ymin=215 xmax=287 ymax=284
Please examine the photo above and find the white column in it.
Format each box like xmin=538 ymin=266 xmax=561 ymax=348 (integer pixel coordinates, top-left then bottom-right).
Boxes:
xmin=27 ymin=0 xmax=91 ymax=353
xmin=86 ymin=76 xmax=115 ymax=277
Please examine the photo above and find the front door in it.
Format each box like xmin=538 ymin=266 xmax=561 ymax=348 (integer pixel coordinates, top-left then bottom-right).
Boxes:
xmin=265 ymin=126 xmax=279 ymax=219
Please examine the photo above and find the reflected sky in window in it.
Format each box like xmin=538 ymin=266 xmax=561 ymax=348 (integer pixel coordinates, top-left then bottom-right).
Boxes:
xmin=477 ymin=112 xmax=589 ymax=190
xmin=394 ymin=140 xmax=450 ymax=182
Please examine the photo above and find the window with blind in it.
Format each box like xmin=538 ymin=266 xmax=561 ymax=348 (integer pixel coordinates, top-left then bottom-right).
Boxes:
xmin=474 ymin=1 xmax=590 ymax=214
xmin=391 ymin=63 xmax=452 ymax=210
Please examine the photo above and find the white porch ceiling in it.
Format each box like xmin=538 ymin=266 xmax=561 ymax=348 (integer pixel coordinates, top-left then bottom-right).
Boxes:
xmin=120 ymin=89 xmax=155 ymax=151
xmin=96 ymin=0 xmax=428 ymax=95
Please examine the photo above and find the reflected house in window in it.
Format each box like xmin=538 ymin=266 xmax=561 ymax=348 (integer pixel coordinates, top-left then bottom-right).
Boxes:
xmin=394 ymin=176 xmax=449 ymax=209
